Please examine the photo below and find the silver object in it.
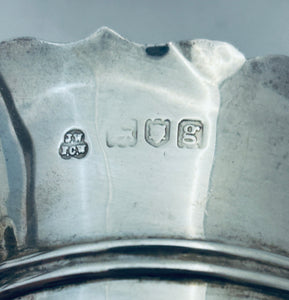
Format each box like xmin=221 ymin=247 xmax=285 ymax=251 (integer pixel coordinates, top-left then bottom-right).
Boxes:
xmin=0 ymin=28 xmax=289 ymax=299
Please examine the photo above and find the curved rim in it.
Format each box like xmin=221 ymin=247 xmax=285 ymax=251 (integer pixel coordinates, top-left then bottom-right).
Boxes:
xmin=2 ymin=260 xmax=289 ymax=297
xmin=1 ymin=239 xmax=289 ymax=297
xmin=1 ymin=238 xmax=289 ymax=272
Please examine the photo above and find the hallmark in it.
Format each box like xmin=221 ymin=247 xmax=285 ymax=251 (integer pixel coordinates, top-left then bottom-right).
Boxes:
xmin=106 ymin=119 xmax=137 ymax=148
xmin=59 ymin=129 xmax=88 ymax=159
xmin=177 ymin=120 xmax=203 ymax=148
xmin=145 ymin=119 xmax=170 ymax=147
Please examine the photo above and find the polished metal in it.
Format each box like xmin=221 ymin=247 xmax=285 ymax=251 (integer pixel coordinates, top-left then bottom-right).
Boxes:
xmin=0 ymin=28 xmax=289 ymax=299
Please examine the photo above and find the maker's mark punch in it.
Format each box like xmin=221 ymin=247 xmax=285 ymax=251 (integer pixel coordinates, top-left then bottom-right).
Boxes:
xmin=59 ymin=129 xmax=88 ymax=159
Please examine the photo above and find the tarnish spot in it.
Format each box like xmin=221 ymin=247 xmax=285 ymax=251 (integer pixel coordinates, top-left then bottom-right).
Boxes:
xmin=0 ymin=217 xmax=18 ymax=261
xmin=257 ymin=56 xmax=289 ymax=99
xmin=178 ymin=41 xmax=193 ymax=61
xmin=145 ymin=45 xmax=169 ymax=57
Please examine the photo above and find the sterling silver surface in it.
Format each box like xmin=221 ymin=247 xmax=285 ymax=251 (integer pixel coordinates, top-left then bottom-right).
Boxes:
xmin=0 ymin=28 xmax=289 ymax=299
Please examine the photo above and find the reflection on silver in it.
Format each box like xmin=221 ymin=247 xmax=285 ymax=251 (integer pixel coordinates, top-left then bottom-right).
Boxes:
xmin=0 ymin=28 xmax=289 ymax=299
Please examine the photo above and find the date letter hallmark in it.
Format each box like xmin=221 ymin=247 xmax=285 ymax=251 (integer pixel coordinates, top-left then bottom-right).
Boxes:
xmin=177 ymin=120 xmax=203 ymax=148
xmin=59 ymin=129 xmax=88 ymax=159
xmin=145 ymin=119 xmax=170 ymax=147
xmin=106 ymin=119 xmax=137 ymax=148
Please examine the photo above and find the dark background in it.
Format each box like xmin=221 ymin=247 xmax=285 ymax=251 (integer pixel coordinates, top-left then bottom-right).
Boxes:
xmin=0 ymin=0 xmax=288 ymax=58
